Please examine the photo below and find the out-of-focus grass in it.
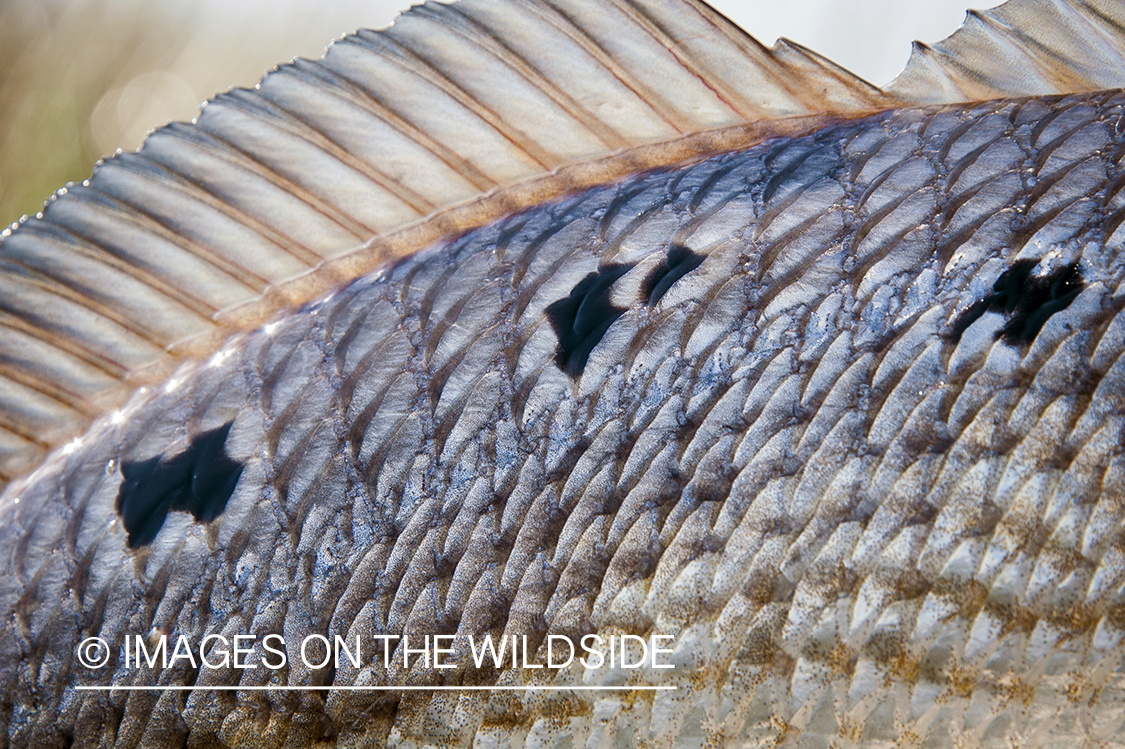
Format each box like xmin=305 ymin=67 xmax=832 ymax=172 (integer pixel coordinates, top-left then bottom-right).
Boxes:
xmin=0 ymin=0 xmax=188 ymax=227
xmin=0 ymin=0 xmax=404 ymax=230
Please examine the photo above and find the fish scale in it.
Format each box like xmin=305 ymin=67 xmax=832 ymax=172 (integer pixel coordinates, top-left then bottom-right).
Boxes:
xmin=2 ymin=91 xmax=1125 ymax=746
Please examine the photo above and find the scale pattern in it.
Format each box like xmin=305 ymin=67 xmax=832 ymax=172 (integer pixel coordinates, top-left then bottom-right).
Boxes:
xmin=3 ymin=91 xmax=1125 ymax=748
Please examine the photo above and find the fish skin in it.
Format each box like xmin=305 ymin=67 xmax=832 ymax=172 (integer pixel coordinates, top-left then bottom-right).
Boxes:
xmin=2 ymin=89 xmax=1125 ymax=747
xmin=5 ymin=0 xmax=1125 ymax=491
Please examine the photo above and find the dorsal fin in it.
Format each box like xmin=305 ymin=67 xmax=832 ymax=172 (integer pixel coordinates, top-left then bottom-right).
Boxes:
xmin=1 ymin=0 xmax=1124 ymax=486
xmin=887 ymin=0 xmax=1125 ymax=101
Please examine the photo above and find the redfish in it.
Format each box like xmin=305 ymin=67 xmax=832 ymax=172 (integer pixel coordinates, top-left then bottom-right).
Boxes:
xmin=2 ymin=0 xmax=1125 ymax=747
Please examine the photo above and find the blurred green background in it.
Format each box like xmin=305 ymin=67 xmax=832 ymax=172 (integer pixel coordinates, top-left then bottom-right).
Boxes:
xmin=0 ymin=0 xmax=1001 ymax=231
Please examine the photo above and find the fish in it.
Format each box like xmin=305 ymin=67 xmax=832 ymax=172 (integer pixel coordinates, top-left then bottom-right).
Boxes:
xmin=2 ymin=0 xmax=1125 ymax=747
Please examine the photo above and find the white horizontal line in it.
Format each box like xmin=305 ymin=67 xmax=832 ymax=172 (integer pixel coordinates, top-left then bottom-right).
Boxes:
xmin=76 ymin=685 xmax=676 ymax=692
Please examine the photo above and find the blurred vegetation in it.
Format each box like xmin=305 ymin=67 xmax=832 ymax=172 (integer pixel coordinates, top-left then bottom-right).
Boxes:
xmin=0 ymin=0 xmax=186 ymax=227
xmin=0 ymin=0 xmax=400 ymax=230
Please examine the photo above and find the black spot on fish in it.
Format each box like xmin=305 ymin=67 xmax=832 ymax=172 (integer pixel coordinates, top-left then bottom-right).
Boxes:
xmin=950 ymin=260 xmax=1084 ymax=344
xmin=643 ymin=244 xmax=704 ymax=305
xmin=546 ymin=263 xmax=633 ymax=377
xmin=116 ymin=421 xmax=244 ymax=548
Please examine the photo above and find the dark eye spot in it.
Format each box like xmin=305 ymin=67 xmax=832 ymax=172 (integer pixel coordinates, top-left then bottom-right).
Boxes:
xmin=643 ymin=244 xmax=704 ymax=305
xmin=950 ymin=259 xmax=1084 ymax=344
xmin=116 ymin=421 xmax=244 ymax=548
xmin=546 ymin=263 xmax=634 ymax=377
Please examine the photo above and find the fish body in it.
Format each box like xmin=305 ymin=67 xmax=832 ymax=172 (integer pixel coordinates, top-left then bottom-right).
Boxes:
xmin=2 ymin=1 xmax=1125 ymax=747
xmin=5 ymin=90 xmax=1125 ymax=747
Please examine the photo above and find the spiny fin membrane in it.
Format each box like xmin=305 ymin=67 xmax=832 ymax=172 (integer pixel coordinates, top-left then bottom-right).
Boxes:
xmin=887 ymin=0 xmax=1125 ymax=102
